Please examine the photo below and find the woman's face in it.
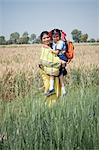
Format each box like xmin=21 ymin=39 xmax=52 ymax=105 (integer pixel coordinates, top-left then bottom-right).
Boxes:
xmin=42 ymin=34 xmax=50 ymax=45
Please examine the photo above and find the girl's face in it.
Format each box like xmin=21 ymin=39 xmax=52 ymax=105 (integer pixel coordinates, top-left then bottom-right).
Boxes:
xmin=52 ymin=34 xmax=60 ymax=43
xmin=42 ymin=34 xmax=50 ymax=45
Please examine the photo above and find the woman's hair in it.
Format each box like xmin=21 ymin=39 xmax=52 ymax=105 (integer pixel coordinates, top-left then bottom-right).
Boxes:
xmin=51 ymin=29 xmax=61 ymax=37
xmin=40 ymin=31 xmax=49 ymax=41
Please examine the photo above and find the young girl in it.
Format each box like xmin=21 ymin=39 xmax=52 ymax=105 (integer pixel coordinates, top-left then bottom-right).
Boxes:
xmin=50 ymin=29 xmax=68 ymax=96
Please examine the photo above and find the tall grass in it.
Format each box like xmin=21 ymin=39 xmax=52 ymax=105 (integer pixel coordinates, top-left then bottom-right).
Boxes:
xmin=0 ymin=67 xmax=99 ymax=150
xmin=0 ymin=84 xmax=99 ymax=150
xmin=0 ymin=66 xmax=99 ymax=101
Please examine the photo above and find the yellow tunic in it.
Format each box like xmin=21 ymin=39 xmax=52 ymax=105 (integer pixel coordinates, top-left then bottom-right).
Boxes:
xmin=39 ymin=45 xmax=62 ymax=106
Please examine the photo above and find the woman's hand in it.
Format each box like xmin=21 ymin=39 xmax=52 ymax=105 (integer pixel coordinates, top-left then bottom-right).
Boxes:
xmin=50 ymin=49 xmax=59 ymax=55
xmin=50 ymin=50 xmax=54 ymax=53
xmin=62 ymin=50 xmax=66 ymax=54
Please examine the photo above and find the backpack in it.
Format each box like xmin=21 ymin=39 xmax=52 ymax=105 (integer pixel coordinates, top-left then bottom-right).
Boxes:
xmin=65 ymin=41 xmax=74 ymax=62
xmin=60 ymin=30 xmax=74 ymax=62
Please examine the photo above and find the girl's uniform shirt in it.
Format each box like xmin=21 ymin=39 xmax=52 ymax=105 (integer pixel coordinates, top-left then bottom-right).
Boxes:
xmin=52 ymin=40 xmax=68 ymax=62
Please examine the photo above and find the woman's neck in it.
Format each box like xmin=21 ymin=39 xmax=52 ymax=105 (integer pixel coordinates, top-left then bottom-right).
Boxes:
xmin=42 ymin=44 xmax=49 ymax=48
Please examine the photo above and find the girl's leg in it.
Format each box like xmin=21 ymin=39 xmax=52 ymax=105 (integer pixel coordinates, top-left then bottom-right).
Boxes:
xmin=49 ymin=76 xmax=54 ymax=91
xmin=59 ymin=74 xmax=66 ymax=95
xmin=45 ymin=75 xmax=55 ymax=96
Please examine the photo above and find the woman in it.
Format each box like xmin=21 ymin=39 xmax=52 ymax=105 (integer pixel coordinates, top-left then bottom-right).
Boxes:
xmin=39 ymin=31 xmax=66 ymax=104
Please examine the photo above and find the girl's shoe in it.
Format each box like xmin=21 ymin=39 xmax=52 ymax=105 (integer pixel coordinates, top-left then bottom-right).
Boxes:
xmin=45 ymin=89 xmax=55 ymax=97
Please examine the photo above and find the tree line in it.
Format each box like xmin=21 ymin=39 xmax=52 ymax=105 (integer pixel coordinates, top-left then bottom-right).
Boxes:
xmin=0 ymin=29 xmax=99 ymax=45
xmin=0 ymin=32 xmax=40 ymax=45
xmin=71 ymin=29 xmax=99 ymax=43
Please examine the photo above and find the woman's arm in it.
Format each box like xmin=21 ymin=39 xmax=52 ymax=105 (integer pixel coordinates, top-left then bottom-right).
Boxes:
xmin=50 ymin=49 xmax=59 ymax=55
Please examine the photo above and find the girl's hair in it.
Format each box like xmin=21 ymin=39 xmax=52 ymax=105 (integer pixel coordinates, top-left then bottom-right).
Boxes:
xmin=51 ymin=29 xmax=61 ymax=37
xmin=40 ymin=31 xmax=49 ymax=41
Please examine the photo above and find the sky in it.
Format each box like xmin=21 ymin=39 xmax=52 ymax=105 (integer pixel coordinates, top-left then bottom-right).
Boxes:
xmin=0 ymin=0 xmax=99 ymax=40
